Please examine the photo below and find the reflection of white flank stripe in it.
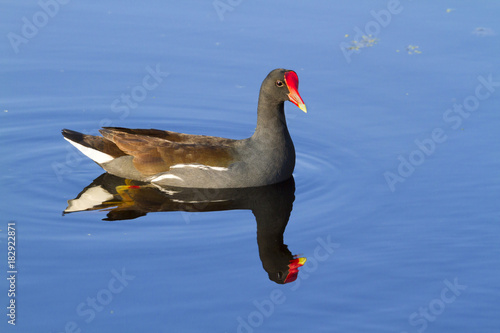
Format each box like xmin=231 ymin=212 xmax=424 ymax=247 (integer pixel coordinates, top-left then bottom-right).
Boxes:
xmin=170 ymin=164 xmax=229 ymax=171
xmin=171 ymin=199 xmax=229 ymax=204
xmin=151 ymin=174 xmax=184 ymax=182
xmin=152 ymin=184 xmax=182 ymax=195
xmin=64 ymin=138 xmax=114 ymax=164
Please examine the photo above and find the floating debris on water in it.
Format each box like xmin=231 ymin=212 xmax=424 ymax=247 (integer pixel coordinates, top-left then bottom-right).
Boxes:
xmin=346 ymin=35 xmax=379 ymax=51
xmin=406 ymin=45 xmax=422 ymax=55
xmin=472 ymin=27 xmax=496 ymax=37
xmin=446 ymin=8 xmax=456 ymax=13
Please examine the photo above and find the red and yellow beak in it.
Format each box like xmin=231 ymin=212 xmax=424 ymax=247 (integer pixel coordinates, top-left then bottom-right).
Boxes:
xmin=284 ymin=71 xmax=307 ymax=113
xmin=284 ymin=256 xmax=307 ymax=284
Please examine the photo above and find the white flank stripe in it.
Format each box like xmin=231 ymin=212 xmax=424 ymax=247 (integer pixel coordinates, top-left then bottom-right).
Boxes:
xmin=151 ymin=174 xmax=184 ymax=182
xmin=64 ymin=138 xmax=114 ymax=164
xmin=65 ymin=185 xmax=114 ymax=212
xmin=170 ymin=164 xmax=229 ymax=171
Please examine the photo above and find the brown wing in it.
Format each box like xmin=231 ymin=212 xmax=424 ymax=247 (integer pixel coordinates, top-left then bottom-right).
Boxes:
xmin=102 ymin=127 xmax=235 ymax=145
xmin=99 ymin=128 xmax=237 ymax=176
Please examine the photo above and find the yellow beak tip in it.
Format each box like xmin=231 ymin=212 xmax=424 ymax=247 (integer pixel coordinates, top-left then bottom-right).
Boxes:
xmin=298 ymin=104 xmax=307 ymax=113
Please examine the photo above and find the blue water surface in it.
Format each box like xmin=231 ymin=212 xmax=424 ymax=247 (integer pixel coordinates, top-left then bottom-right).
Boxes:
xmin=1 ymin=1 xmax=499 ymax=332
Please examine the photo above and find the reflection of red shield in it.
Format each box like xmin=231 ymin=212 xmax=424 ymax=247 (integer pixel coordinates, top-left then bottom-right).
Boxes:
xmin=284 ymin=256 xmax=307 ymax=284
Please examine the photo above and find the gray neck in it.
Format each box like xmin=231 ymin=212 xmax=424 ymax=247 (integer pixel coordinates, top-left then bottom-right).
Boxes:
xmin=252 ymin=92 xmax=289 ymax=143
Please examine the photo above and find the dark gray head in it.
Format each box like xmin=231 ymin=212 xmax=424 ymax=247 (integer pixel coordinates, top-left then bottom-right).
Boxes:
xmin=260 ymin=68 xmax=307 ymax=113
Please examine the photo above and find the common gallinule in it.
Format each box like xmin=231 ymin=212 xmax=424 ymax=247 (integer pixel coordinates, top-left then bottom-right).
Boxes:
xmin=62 ymin=68 xmax=307 ymax=188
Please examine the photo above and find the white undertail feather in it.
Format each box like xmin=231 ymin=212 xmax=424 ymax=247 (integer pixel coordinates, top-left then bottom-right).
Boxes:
xmin=64 ymin=138 xmax=114 ymax=164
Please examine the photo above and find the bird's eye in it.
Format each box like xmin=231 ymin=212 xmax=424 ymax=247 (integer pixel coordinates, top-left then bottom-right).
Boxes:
xmin=275 ymin=80 xmax=284 ymax=87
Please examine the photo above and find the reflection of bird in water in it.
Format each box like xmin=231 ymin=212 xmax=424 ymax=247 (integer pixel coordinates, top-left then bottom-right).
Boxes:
xmin=64 ymin=173 xmax=306 ymax=284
